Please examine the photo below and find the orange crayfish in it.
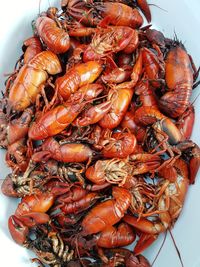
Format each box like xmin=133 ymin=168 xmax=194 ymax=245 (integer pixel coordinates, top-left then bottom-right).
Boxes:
xmin=8 ymin=51 xmax=62 ymax=111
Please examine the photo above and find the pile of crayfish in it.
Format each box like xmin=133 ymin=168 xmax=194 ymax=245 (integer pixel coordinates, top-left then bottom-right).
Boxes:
xmin=1 ymin=0 xmax=200 ymax=266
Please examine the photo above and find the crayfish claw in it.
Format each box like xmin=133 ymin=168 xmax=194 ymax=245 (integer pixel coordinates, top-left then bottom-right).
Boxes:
xmin=8 ymin=215 xmax=29 ymax=246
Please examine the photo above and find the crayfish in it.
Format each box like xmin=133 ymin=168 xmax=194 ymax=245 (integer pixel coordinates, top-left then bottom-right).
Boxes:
xmin=1 ymin=0 xmax=200 ymax=267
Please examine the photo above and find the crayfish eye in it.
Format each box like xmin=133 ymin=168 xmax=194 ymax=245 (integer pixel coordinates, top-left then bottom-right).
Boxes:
xmin=92 ymin=151 xmax=97 ymax=157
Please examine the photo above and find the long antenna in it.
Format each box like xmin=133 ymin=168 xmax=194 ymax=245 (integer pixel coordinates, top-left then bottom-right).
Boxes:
xmin=169 ymin=229 xmax=185 ymax=267
xmin=75 ymin=236 xmax=87 ymax=267
xmin=193 ymin=80 xmax=200 ymax=90
xmin=39 ymin=0 xmax=42 ymax=15
xmin=191 ymin=91 xmax=200 ymax=105
xmin=148 ymin=3 xmax=168 ymax=13
xmin=151 ymin=231 xmax=167 ymax=266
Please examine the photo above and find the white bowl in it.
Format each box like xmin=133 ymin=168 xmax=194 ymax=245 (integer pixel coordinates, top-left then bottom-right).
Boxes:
xmin=0 ymin=0 xmax=200 ymax=266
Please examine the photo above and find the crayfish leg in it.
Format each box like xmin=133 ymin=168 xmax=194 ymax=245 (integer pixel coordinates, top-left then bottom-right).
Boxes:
xmin=133 ymin=232 xmax=158 ymax=255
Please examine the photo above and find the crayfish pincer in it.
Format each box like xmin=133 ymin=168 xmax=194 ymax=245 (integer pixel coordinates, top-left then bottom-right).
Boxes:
xmin=81 ymin=186 xmax=131 ymax=235
xmin=28 ymin=84 xmax=103 ymax=139
xmin=31 ymin=137 xmax=95 ymax=163
xmin=8 ymin=180 xmax=71 ymax=246
xmin=56 ymin=61 xmax=103 ymax=100
xmin=8 ymin=192 xmax=54 ymax=245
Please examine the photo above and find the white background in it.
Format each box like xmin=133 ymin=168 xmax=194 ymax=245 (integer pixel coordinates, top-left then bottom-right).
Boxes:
xmin=0 ymin=0 xmax=200 ymax=266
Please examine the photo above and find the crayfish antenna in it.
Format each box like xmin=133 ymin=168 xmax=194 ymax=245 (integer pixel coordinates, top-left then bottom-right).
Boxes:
xmin=148 ymin=3 xmax=168 ymax=13
xmin=191 ymin=90 xmax=200 ymax=104
xmin=31 ymin=258 xmax=46 ymax=267
xmin=193 ymin=79 xmax=200 ymax=90
xmin=169 ymin=229 xmax=185 ymax=267
xmin=75 ymin=235 xmax=87 ymax=267
xmin=151 ymin=230 xmax=185 ymax=267
xmin=39 ymin=0 xmax=42 ymax=15
xmin=151 ymin=231 xmax=167 ymax=266
xmin=172 ymin=31 xmax=186 ymax=48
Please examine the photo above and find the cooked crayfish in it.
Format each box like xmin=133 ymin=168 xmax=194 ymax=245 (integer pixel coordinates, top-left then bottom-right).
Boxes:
xmin=8 ymin=51 xmax=61 ymax=111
